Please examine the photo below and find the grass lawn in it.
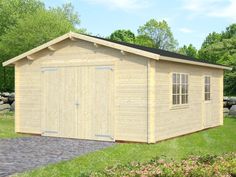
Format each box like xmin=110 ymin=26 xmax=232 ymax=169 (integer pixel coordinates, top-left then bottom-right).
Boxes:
xmin=16 ymin=116 xmax=236 ymax=177
xmin=0 ymin=112 xmax=27 ymax=138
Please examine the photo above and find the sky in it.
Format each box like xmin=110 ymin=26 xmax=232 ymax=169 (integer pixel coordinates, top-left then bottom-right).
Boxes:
xmin=44 ymin=0 xmax=236 ymax=49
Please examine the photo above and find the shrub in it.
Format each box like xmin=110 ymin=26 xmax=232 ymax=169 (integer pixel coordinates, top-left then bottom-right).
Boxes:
xmin=90 ymin=153 xmax=236 ymax=177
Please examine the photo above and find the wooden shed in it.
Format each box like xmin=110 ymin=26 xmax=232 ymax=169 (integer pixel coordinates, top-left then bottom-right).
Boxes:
xmin=3 ymin=32 xmax=232 ymax=143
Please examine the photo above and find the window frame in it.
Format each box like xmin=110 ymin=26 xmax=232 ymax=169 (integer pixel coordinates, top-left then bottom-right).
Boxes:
xmin=171 ymin=72 xmax=189 ymax=108
xmin=204 ymin=75 xmax=211 ymax=101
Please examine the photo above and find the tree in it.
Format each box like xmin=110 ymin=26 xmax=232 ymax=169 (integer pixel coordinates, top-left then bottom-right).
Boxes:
xmin=178 ymin=44 xmax=198 ymax=58
xmin=109 ymin=29 xmax=135 ymax=43
xmin=137 ymin=19 xmax=178 ymax=51
xmin=199 ymin=24 xmax=236 ymax=95
xmin=0 ymin=0 xmax=44 ymax=36
xmin=201 ymin=32 xmax=222 ymax=49
xmin=135 ymin=35 xmax=155 ymax=48
xmin=0 ymin=1 xmax=83 ymax=91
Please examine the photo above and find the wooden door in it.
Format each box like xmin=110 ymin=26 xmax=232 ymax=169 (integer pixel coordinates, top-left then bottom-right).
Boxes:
xmin=42 ymin=65 xmax=114 ymax=141
xmin=59 ymin=67 xmax=78 ymax=138
xmin=42 ymin=67 xmax=61 ymax=136
xmin=91 ymin=66 xmax=114 ymax=141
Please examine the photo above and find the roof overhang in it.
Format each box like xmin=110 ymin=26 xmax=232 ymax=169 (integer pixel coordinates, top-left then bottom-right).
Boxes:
xmin=160 ymin=56 xmax=232 ymax=71
xmin=2 ymin=32 xmax=160 ymax=67
xmin=2 ymin=32 xmax=232 ymax=71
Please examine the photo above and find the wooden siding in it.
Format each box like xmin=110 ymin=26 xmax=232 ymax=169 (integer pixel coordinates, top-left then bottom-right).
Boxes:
xmin=155 ymin=60 xmax=223 ymax=141
xmin=15 ymin=39 xmax=148 ymax=142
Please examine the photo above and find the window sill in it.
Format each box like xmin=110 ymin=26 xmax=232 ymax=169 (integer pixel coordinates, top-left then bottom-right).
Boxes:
xmin=170 ymin=104 xmax=189 ymax=110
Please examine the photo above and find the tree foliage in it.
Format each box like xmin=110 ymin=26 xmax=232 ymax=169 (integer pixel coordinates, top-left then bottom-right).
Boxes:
xmin=199 ymin=24 xmax=236 ymax=95
xmin=178 ymin=44 xmax=198 ymax=58
xmin=109 ymin=29 xmax=135 ymax=43
xmin=137 ymin=19 xmax=178 ymax=51
xmin=0 ymin=0 xmax=82 ymax=91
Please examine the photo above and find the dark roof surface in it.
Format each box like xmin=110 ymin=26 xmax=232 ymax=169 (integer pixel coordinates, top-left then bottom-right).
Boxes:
xmin=86 ymin=34 xmax=228 ymax=68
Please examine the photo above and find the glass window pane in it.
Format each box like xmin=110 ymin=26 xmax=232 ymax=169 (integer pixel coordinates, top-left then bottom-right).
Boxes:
xmin=173 ymin=95 xmax=176 ymax=104
xmin=177 ymin=95 xmax=180 ymax=104
xmin=177 ymin=84 xmax=180 ymax=94
xmin=182 ymin=95 xmax=185 ymax=104
xmin=173 ymin=74 xmax=176 ymax=83
xmin=177 ymin=74 xmax=180 ymax=83
xmin=181 ymin=74 xmax=185 ymax=84
xmin=173 ymin=84 xmax=176 ymax=94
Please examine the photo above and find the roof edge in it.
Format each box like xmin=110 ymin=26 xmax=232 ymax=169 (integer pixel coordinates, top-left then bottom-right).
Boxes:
xmin=2 ymin=32 xmax=232 ymax=71
xmin=160 ymin=56 xmax=232 ymax=71
xmin=2 ymin=32 xmax=160 ymax=67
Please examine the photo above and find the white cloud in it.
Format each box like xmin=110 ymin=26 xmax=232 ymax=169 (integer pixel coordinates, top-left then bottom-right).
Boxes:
xmin=84 ymin=0 xmax=151 ymax=11
xmin=182 ymin=0 xmax=236 ymax=20
xmin=179 ymin=28 xmax=193 ymax=33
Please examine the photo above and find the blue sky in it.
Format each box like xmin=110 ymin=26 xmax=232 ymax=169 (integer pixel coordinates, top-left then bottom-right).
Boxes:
xmin=44 ymin=0 xmax=236 ymax=49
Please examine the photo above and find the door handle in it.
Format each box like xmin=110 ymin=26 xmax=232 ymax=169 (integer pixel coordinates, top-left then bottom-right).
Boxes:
xmin=75 ymin=102 xmax=80 ymax=106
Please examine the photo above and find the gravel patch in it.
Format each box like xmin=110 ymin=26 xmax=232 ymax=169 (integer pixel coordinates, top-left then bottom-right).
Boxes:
xmin=0 ymin=137 xmax=114 ymax=177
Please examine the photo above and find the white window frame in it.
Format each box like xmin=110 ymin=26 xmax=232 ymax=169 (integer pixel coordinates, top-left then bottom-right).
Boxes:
xmin=171 ymin=72 xmax=189 ymax=108
xmin=204 ymin=75 xmax=211 ymax=101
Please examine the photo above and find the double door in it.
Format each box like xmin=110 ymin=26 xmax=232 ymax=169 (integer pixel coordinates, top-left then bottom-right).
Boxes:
xmin=42 ymin=65 xmax=114 ymax=141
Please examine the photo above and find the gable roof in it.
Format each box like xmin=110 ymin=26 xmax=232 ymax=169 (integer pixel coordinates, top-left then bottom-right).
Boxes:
xmin=2 ymin=32 xmax=232 ymax=70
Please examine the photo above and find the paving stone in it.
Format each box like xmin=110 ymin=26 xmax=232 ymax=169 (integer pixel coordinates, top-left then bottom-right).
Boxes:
xmin=0 ymin=137 xmax=114 ymax=177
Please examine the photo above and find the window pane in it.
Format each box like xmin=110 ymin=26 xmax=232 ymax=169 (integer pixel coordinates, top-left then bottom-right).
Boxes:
xmin=182 ymin=95 xmax=185 ymax=104
xmin=173 ymin=74 xmax=176 ymax=83
xmin=181 ymin=74 xmax=185 ymax=84
xmin=177 ymin=74 xmax=180 ymax=83
xmin=173 ymin=84 xmax=176 ymax=94
xmin=173 ymin=95 xmax=176 ymax=104
xmin=182 ymin=85 xmax=187 ymax=94
xmin=177 ymin=84 xmax=180 ymax=94
xmin=177 ymin=95 xmax=180 ymax=104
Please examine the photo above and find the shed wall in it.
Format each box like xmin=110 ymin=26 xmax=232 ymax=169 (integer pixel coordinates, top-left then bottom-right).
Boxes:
xmin=15 ymin=39 xmax=148 ymax=142
xmin=155 ymin=60 xmax=223 ymax=141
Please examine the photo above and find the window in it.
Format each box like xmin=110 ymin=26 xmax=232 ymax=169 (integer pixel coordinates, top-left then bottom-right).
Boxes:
xmin=172 ymin=73 xmax=188 ymax=105
xmin=205 ymin=76 xmax=211 ymax=101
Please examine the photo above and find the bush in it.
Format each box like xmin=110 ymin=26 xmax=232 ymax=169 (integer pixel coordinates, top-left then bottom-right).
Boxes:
xmin=91 ymin=153 xmax=236 ymax=177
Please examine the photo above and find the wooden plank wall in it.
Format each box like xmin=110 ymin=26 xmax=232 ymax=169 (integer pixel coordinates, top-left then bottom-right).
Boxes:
xmin=155 ymin=60 xmax=223 ymax=142
xmin=15 ymin=39 xmax=148 ymax=142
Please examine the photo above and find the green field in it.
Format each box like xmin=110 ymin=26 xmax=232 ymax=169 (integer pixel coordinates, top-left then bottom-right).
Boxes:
xmin=1 ymin=113 xmax=235 ymax=176
xmin=0 ymin=112 xmax=27 ymax=138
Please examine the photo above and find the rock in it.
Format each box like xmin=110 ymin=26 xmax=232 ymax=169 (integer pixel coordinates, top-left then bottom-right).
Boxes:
xmin=0 ymin=104 xmax=11 ymax=111
xmin=0 ymin=97 xmax=8 ymax=104
xmin=224 ymin=96 xmax=230 ymax=101
xmin=10 ymin=101 xmax=15 ymax=111
xmin=223 ymin=101 xmax=227 ymax=108
xmin=0 ymin=101 xmax=3 ymax=105
xmin=1 ymin=92 xmax=10 ymax=97
xmin=8 ymin=96 xmax=15 ymax=105
xmin=223 ymin=108 xmax=229 ymax=116
xmin=229 ymin=105 xmax=236 ymax=116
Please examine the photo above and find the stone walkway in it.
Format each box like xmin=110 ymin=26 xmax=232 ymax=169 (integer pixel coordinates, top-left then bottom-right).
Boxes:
xmin=0 ymin=137 xmax=114 ymax=177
